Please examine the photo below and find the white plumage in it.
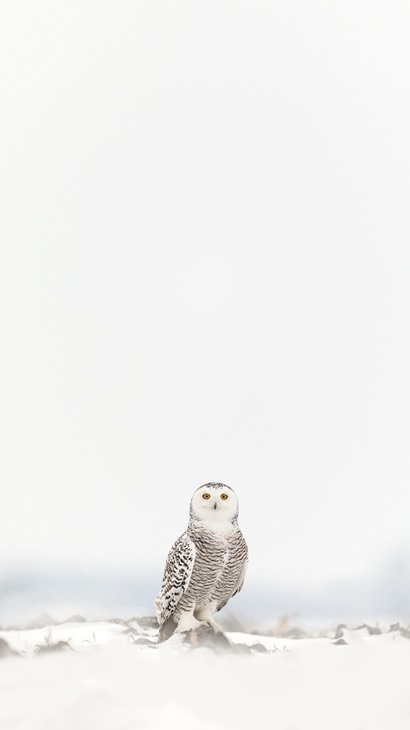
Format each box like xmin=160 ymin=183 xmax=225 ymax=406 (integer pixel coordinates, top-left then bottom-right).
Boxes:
xmin=155 ymin=482 xmax=248 ymax=641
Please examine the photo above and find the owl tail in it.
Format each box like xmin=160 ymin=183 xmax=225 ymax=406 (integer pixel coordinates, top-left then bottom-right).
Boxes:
xmin=157 ymin=617 xmax=176 ymax=643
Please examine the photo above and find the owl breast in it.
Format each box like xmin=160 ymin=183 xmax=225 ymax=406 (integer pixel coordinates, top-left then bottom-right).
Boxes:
xmin=176 ymin=522 xmax=247 ymax=615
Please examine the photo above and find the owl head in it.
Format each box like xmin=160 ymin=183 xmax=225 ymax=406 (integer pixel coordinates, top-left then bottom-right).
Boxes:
xmin=189 ymin=482 xmax=239 ymax=525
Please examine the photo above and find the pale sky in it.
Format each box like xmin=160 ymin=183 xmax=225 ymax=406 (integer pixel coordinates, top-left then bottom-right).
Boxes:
xmin=1 ymin=1 xmax=410 ymax=597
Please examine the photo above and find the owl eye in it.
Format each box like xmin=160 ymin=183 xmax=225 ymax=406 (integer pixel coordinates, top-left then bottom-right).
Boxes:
xmin=220 ymin=494 xmax=228 ymax=500
xmin=202 ymin=493 xmax=211 ymax=500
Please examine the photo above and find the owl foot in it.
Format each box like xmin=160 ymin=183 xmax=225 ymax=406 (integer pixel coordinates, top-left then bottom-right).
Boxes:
xmin=176 ymin=613 xmax=206 ymax=634
xmin=194 ymin=609 xmax=222 ymax=633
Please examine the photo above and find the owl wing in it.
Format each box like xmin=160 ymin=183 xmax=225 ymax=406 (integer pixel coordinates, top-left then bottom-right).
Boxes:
xmin=155 ymin=532 xmax=196 ymax=628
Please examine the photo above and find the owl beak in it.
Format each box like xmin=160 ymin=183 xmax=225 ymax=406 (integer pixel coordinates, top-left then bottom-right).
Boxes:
xmin=213 ymin=502 xmax=217 ymax=510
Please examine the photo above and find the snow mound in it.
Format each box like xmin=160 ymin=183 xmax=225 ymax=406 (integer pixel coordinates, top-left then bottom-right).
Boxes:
xmin=0 ymin=617 xmax=409 ymax=730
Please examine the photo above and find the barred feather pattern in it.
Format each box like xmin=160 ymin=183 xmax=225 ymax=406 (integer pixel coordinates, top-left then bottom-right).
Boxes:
xmin=179 ymin=520 xmax=248 ymax=614
xmin=155 ymin=518 xmax=248 ymax=629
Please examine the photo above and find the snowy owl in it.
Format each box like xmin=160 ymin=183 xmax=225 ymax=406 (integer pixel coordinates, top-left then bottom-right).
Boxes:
xmin=155 ymin=482 xmax=248 ymax=642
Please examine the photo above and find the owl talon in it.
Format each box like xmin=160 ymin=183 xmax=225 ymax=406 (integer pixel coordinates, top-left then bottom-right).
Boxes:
xmin=205 ymin=619 xmax=222 ymax=633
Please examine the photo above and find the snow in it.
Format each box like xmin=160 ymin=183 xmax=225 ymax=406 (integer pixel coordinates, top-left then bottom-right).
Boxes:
xmin=0 ymin=619 xmax=409 ymax=729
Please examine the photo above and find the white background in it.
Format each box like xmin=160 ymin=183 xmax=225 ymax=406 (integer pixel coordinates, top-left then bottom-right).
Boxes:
xmin=1 ymin=1 xmax=409 ymax=608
